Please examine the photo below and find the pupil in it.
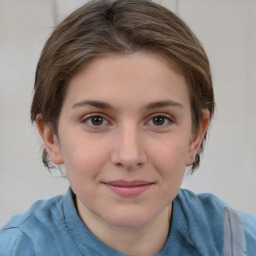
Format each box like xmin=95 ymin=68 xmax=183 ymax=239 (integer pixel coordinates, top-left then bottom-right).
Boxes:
xmin=92 ymin=116 xmax=103 ymax=126
xmin=153 ymin=116 xmax=164 ymax=125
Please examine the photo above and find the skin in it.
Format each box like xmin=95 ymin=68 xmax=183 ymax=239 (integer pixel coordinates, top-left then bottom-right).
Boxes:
xmin=37 ymin=52 xmax=209 ymax=256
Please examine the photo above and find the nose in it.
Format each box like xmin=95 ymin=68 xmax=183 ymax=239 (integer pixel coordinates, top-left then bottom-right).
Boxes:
xmin=110 ymin=124 xmax=147 ymax=169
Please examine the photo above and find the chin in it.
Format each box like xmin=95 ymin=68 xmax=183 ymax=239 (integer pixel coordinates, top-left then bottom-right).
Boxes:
xmin=104 ymin=208 xmax=154 ymax=228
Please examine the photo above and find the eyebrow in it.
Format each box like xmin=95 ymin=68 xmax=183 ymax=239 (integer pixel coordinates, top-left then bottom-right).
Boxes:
xmin=72 ymin=100 xmax=113 ymax=110
xmin=72 ymin=99 xmax=184 ymax=110
xmin=145 ymin=100 xmax=184 ymax=110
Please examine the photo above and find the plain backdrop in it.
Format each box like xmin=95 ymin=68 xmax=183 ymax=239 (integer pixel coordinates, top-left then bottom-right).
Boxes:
xmin=0 ymin=0 xmax=255 ymax=227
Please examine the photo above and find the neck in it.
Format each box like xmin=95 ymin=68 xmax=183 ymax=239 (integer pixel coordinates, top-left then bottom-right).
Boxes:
xmin=76 ymin=199 xmax=172 ymax=256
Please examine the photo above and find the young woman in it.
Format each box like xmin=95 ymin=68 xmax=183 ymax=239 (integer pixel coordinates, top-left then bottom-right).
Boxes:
xmin=0 ymin=0 xmax=255 ymax=255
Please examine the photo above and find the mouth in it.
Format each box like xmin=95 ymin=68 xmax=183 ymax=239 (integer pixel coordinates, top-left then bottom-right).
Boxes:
xmin=102 ymin=180 xmax=155 ymax=197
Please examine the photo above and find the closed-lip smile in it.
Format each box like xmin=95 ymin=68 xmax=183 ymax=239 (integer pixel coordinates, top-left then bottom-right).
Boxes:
xmin=102 ymin=180 xmax=155 ymax=197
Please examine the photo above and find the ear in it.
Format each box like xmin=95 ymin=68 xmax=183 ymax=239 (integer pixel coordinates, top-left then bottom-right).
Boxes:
xmin=36 ymin=114 xmax=64 ymax=165
xmin=186 ymin=110 xmax=210 ymax=166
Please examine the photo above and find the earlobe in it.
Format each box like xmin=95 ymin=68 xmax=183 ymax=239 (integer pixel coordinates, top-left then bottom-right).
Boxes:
xmin=36 ymin=114 xmax=64 ymax=165
xmin=186 ymin=110 xmax=210 ymax=166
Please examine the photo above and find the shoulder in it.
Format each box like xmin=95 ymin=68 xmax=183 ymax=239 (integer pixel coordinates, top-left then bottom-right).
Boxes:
xmin=176 ymin=189 xmax=226 ymax=214
xmin=1 ymin=194 xmax=64 ymax=231
xmin=237 ymin=210 xmax=256 ymax=256
xmin=0 ymin=195 xmax=64 ymax=256
xmin=0 ymin=227 xmax=34 ymax=256
xmin=176 ymin=189 xmax=256 ymax=255
xmin=172 ymin=189 xmax=226 ymax=255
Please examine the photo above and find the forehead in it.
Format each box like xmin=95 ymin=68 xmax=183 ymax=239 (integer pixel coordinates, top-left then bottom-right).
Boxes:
xmin=64 ymin=52 xmax=190 ymax=111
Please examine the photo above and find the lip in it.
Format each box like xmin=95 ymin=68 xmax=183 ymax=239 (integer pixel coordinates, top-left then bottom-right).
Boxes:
xmin=102 ymin=180 xmax=154 ymax=197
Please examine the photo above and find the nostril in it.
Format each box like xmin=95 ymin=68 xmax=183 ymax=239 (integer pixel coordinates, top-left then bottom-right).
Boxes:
xmin=110 ymin=130 xmax=147 ymax=168
xmin=113 ymin=159 xmax=145 ymax=169
xmin=115 ymin=162 xmax=123 ymax=168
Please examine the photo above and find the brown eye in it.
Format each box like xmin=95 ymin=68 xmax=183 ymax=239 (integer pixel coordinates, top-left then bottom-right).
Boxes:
xmin=147 ymin=115 xmax=172 ymax=128
xmin=152 ymin=116 xmax=166 ymax=126
xmin=83 ymin=115 xmax=108 ymax=127
xmin=91 ymin=116 xmax=104 ymax=126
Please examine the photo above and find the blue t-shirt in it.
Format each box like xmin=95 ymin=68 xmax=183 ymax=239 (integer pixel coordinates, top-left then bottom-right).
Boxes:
xmin=0 ymin=188 xmax=255 ymax=255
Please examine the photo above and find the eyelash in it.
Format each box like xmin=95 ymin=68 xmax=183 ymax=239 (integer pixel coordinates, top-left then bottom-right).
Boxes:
xmin=81 ymin=113 xmax=174 ymax=130
xmin=146 ymin=114 xmax=173 ymax=127
xmin=81 ymin=114 xmax=111 ymax=129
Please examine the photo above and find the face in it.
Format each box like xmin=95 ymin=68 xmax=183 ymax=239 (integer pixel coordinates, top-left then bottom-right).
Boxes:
xmin=39 ymin=52 xmax=208 ymax=230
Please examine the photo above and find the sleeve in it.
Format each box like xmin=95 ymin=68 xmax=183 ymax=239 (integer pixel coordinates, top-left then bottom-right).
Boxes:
xmin=0 ymin=228 xmax=35 ymax=256
xmin=237 ymin=210 xmax=256 ymax=256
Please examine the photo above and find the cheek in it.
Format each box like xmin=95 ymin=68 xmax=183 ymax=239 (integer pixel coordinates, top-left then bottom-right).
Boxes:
xmin=148 ymin=136 xmax=190 ymax=169
xmin=145 ymin=140 xmax=187 ymax=203
xmin=147 ymin=136 xmax=190 ymax=192
xmin=60 ymin=136 xmax=110 ymax=180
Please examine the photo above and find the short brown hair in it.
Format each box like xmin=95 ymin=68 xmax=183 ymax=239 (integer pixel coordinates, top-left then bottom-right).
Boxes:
xmin=31 ymin=0 xmax=214 ymax=172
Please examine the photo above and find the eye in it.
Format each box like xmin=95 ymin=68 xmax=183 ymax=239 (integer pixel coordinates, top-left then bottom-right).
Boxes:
xmin=147 ymin=114 xmax=172 ymax=127
xmin=82 ymin=114 xmax=109 ymax=127
xmin=152 ymin=116 xmax=168 ymax=126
